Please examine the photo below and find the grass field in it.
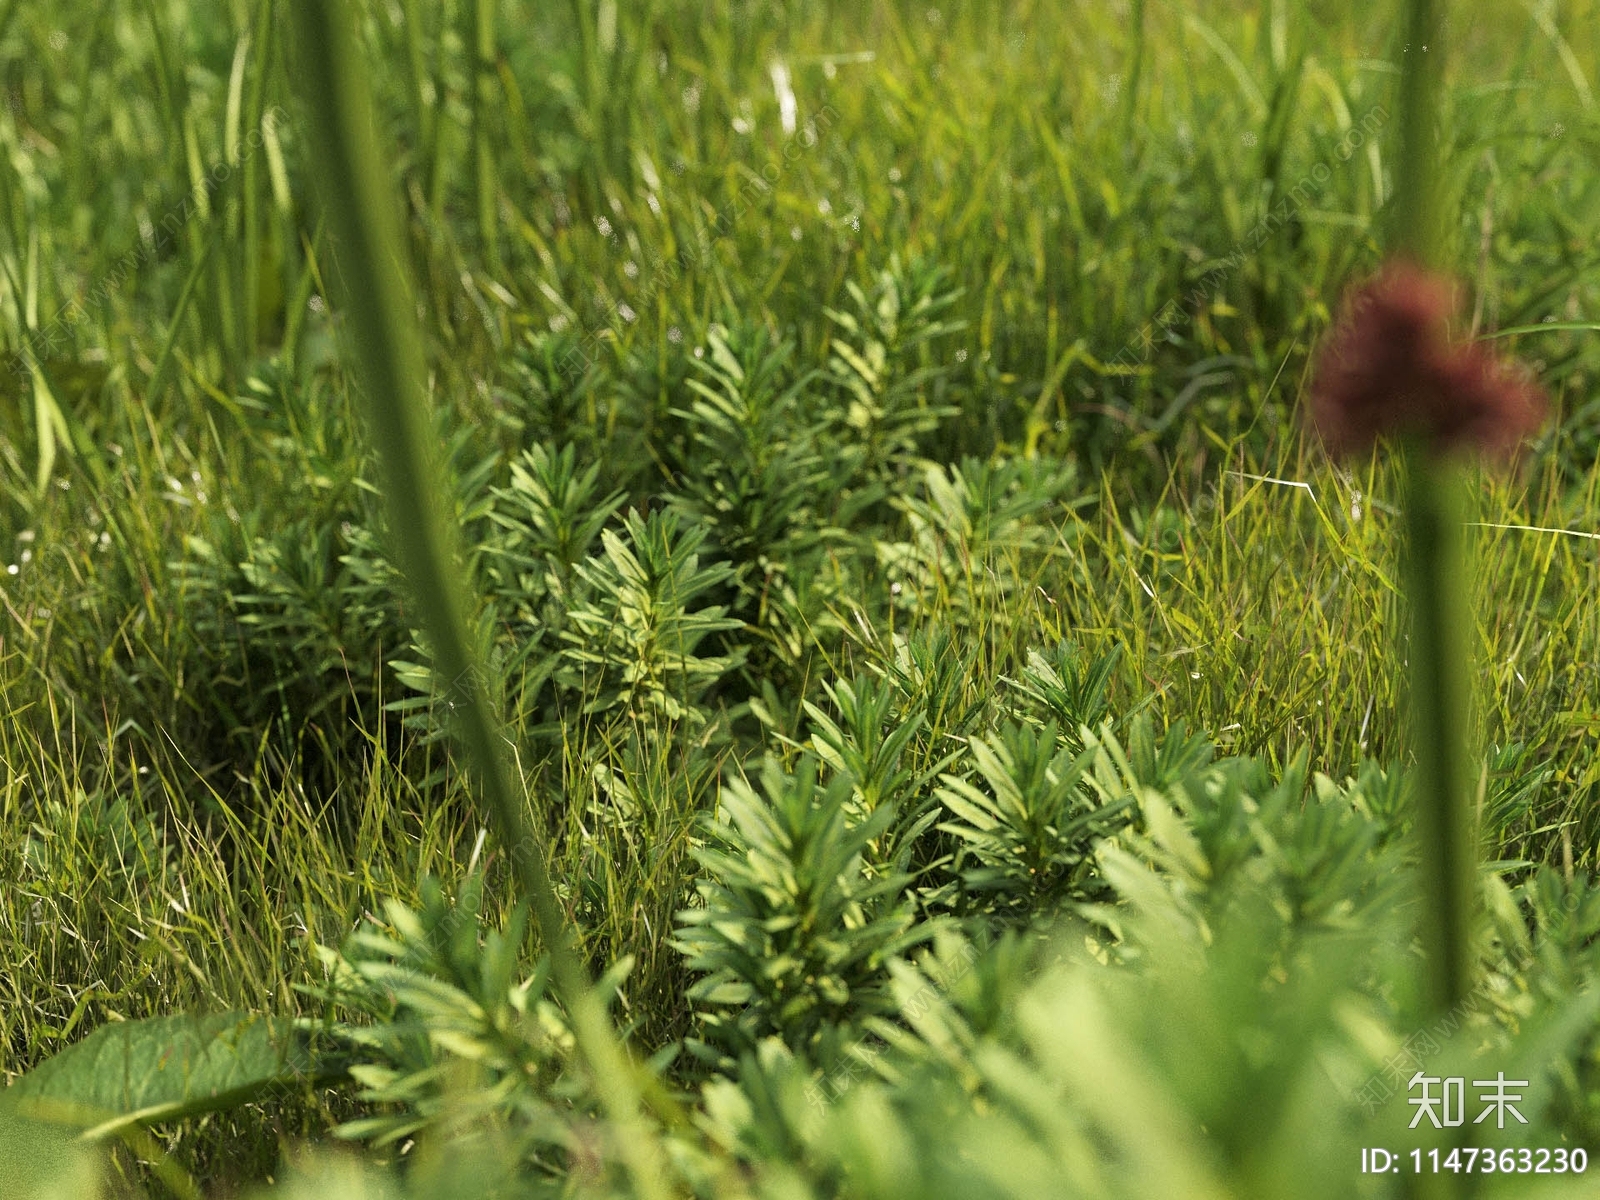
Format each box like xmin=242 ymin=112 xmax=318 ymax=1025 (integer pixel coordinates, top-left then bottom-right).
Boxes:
xmin=2 ymin=0 xmax=1600 ymax=1195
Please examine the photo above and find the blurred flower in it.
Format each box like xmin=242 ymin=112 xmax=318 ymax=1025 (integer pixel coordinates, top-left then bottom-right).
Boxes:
xmin=1309 ymin=261 xmax=1546 ymax=459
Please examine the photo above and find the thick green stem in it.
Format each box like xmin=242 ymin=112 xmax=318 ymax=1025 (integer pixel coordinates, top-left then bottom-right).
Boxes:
xmin=1394 ymin=0 xmax=1445 ymax=266
xmin=1403 ymin=449 xmax=1475 ymax=1017
xmin=285 ymin=4 xmax=671 ymax=1196
xmin=1393 ymin=0 xmax=1474 ymax=1026
xmin=472 ymin=0 xmax=502 ymax=277
xmin=1393 ymin=15 xmax=1473 ymax=1200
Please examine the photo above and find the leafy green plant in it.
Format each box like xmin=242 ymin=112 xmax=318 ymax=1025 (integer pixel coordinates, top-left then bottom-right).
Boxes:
xmin=935 ymin=721 xmax=1135 ymax=922
xmin=4 ymin=1 xmax=1600 ymax=1196
xmin=289 ymin=4 xmax=670 ymax=1196
xmin=880 ymin=457 xmax=1069 ymax=615
xmin=666 ymin=732 xmax=1600 ymax=1200
xmin=494 ymin=330 xmax=615 ymax=462
xmin=477 ymin=441 xmax=626 ymax=725
xmin=823 ymin=257 xmax=965 ymax=483
xmin=558 ymin=508 xmax=745 ymax=723
xmin=305 ymin=876 xmax=623 ymax=1176
xmin=667 ymin=322 xmax=826 ymax=579
xmin=877 ymin=627 xmax=995 ymax=779
xmin=674 ymin=755 xmax=932 ymax=1068
xmin=803 ymin=674 xmax=926 ymax=815
xmin=1118 ymin=712 xmax=1218 ymax=793
xmin=488 ymin=443 xmax=625 ymax=587
xmin=1002 ymin=641 xmax=1124 ymax=749
xmin=1098 ymin=744 xmax=1410 ymax=943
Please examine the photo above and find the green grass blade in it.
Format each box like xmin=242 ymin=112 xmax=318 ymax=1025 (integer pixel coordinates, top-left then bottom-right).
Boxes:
xmin=1477 ymin=321 xmax=1600 ymax=340
xmin=145 ymin=232 xmax=217 ymax=409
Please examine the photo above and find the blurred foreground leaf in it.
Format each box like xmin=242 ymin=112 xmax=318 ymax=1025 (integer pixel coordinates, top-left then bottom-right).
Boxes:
xmin=7 ymin=1011 xmax=327 ymax=1140
xmin=0 ymin=1103 xmax=100 ymax=1200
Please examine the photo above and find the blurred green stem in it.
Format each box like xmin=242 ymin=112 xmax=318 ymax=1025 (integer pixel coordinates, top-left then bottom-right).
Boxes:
xmin=285 ymin=3 xmax=672 ymax=1197
xmin=1121 ymin=0 xmax=1146 ymax=141
xmin=572 ymin=0 xmax=599 ymax=107
xmin=472 ymin=0 xmax=502 ymax=276
xmin=1393 ymin=0 xmax=1474 ymax=1023
xmin=1402 ymin=448 xmax=1475 ymax=1017
xmin=1394 ymin=0 xmax=1444 ymax=265
xmin=401 ymin=0 xmax=434 ymax=160
xmin=1393 ymin=15 xmax=1473 ymax=1200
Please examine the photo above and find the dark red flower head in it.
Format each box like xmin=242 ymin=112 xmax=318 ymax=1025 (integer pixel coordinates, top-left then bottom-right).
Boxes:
xmin=1309 ymin=261 xmax=1546 ymax=459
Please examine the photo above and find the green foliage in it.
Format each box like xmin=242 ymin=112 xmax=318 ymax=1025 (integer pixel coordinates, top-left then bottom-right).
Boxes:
xmin=935 ymin=722 xmax=1134 ymax=921
xmin=1091 ymin=732 xmax=1409 ymax=945
xmin=7 ymin=1011 xmax=321 ymax=1139
xmin=2 ymin=0 xmax=1600 ymax=1194
xmin=667 ymin=322 xmax=824 ymax=575
xmin=304 ymin=876 xmax=605 ymax=1173
xmin=677 ymin=732 xmax=1600 ymax=1200
xmin=14 ymin=710 xmax=1600 ymax=1198
xmin=0 ymin=1103 xmax=101 ymax=1200
xmin=878 ymin=456 xmax=1079 ymax=616
xmin=559 ymin=508 xmax=745 ymax=723
xmin=494 ymin=331 xmax=614 ymax=463
xmin=479 ymin=441 xmax=626 ymax=722
xmin=674 ymin=756 xmax=932 ymax=1067
xmin=1002 ymin=641 xmax=1124 ymax=747
xmin=877 ymin=628 xmax=995 ymax=779
xmin=802 ymin=673 xmax=927 ymax=814
xmin=489 ymin=443 xmax=624 ymax=588
xmin=823 ymin=257 xmax=965 ymax=480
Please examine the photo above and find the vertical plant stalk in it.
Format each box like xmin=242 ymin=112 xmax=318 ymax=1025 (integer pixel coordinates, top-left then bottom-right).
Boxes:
xmin=1394 ymin=0 xmax=1474 ymax=1018
xmin=472 ymin=0 xmax=502 ymax=277
xmin=285 ymin=4 xmax=672 ymax=1197
xmin=568 ymin=0 xmax=606 ymax=205
xmin=401 ymin=0 xmax=435 ymax=165
xmin=241 ymin=0 xmax=278 ymax=358
xmin=1402 ymin=449 xmax=1474 ymax=1016
xmin=1120 ymin=0 xmax=1147 ymax=141
xmin=571 ymin=0 xmax=600 ymax=132
xmin=1394 ymin=0 xmax=1444 ymax=266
